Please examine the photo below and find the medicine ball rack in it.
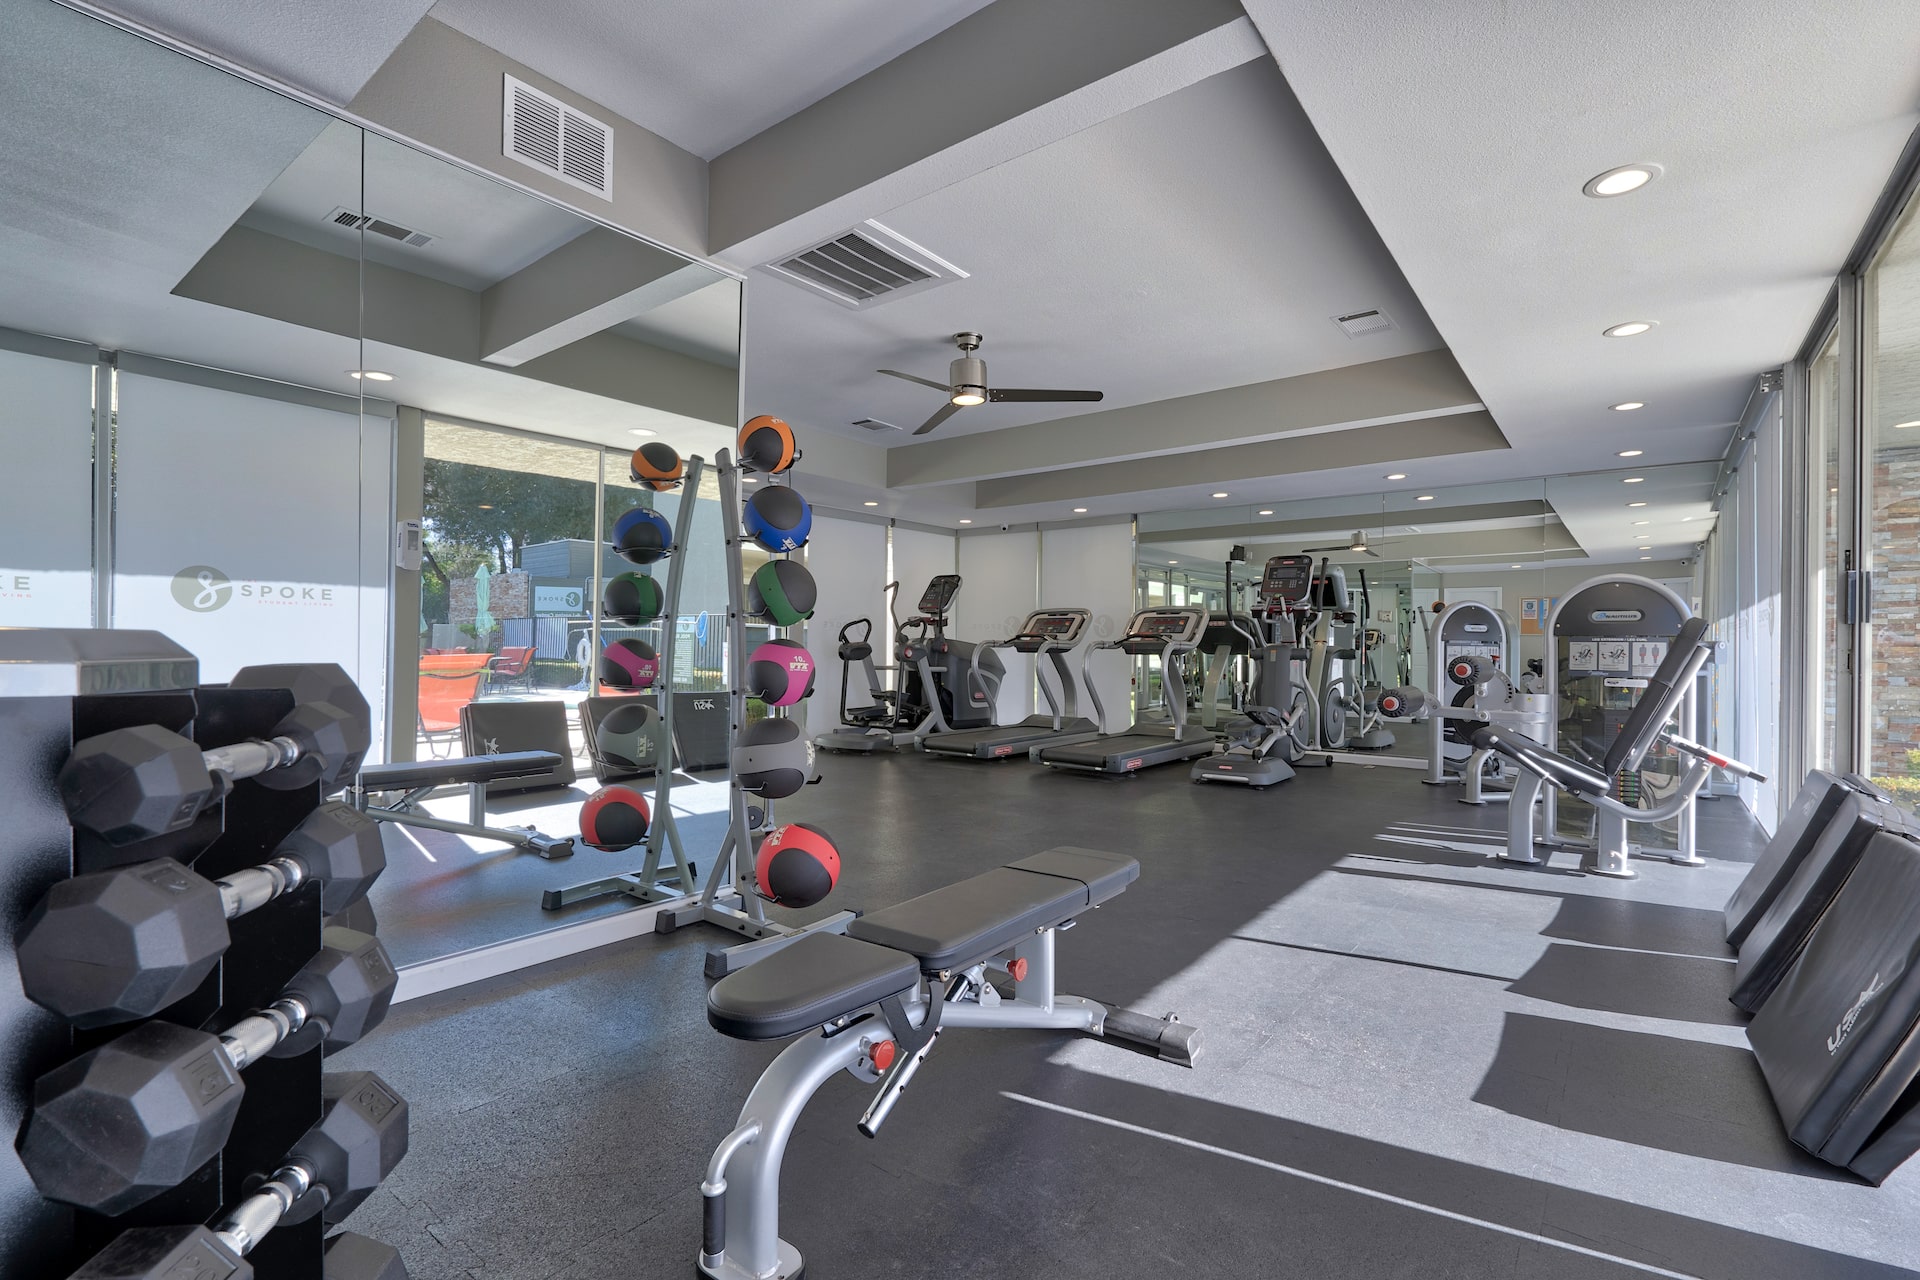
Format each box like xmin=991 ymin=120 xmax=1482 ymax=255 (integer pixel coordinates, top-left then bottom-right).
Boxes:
xmin=656 ymin=445 xmax=855 ymax=977
xmin=545 ymin=457 xmax=707 ymax=912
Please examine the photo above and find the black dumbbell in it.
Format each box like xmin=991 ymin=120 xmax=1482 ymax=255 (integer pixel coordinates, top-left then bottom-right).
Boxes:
xmin=66 ymin=1072 xmax=408 ymax=1279
xmin=17 ymin=801 xmax=386 ymax=1027
xmin=18 ymin=927 xmax=398 ymax=1215
xmin=61 ymin=699 xmax=370 ymax=846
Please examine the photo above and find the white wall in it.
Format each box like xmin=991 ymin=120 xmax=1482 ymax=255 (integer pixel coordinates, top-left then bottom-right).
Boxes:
xmin=0 ymin=348 xmax=95 ymax=626
xmin=112 ymin=372 xmax=393 ymax=749
xmin=956 ymin=530 xmax=1040 ymax=722
xmin=802 ymin=514 xmax=887 ymax=736
xmin=1040 ymin=522 xmax=1135 ymax=732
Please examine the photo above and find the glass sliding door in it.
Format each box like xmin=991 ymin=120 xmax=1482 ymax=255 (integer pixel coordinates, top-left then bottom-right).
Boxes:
xmin=1808 ymin=330 xmax=1846 ymax=772
xmin=1863 ymin=195 xmax=1920 ymax=807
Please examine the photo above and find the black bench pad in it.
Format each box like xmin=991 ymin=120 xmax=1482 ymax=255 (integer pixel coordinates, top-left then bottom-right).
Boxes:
xmin=1469 ymin=727 xmax=1610 ymax=798
xmin=708 ymin=932 xmax=920 ymax=1041
xmin=848 ymin=846 xmax=1138 ymax=972
xmin=358 ymin=751 xmax=562 ymax=792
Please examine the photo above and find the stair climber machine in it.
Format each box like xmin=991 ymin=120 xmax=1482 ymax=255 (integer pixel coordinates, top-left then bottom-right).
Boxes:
xmin=1193 ymin=554 xmax=1327 ymax=786
xmin=814 ymin=575 xmax=1000 ymax=753
xmin=1375 ymin=599 xmax=1552 ymax=804
xmin=922 ymin=608 xmax=1104 ymax=760
xmin=1037 ymin=606 xmax=1217 ymax=775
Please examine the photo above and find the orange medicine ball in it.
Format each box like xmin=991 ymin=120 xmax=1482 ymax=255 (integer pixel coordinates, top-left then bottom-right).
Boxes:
xmin=737 ymin=415 xmax=798 ymax=475
xmin=630 ymin=441 xmax=685 ymax=491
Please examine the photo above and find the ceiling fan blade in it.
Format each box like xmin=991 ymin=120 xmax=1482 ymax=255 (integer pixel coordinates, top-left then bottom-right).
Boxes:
xmin=1300 ymin=544 xmax=1345 ymax=553
xmin=1363 ymin=548 xmax=1382 ymax=558
xmin=912 ymin=402 xmax=963 ymax=436
xmin=878 ymin=368 xmax=952 ymax=393
xmin=987 ymin=388 xmax=1104 ymax=403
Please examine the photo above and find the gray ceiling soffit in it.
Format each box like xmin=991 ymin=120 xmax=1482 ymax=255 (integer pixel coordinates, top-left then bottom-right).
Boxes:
xmin=708 ymin=0 xmax=1265 ymax=262
xmin=174 ymin=226 xmax=736 ymax=424
xmin=1232 ymin=523 xmax=1581 ymax=563
xmin=886 ymin=349 xmax=1482 ymax=489
xmin=973 ymin=410 xmax=1509 ymax=508
xmin=1142 ymin=498 xmax=1550 ymax=545
xmin=479 ymin=229 xmax=717 ymax=365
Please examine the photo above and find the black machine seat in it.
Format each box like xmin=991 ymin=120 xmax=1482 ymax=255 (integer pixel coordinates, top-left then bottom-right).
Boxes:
xmin=841 ymin=641 xmax=874 ymax=662
xmin=357 ymin=750 xmax=562 ymax=792
xmin=1470 ymin=727 xmax=1609 ymax=797
xmin=707 ymin=933 xmax=920 ymax=1041
xmin=849 ymin=847 xmax=1138 ymax=972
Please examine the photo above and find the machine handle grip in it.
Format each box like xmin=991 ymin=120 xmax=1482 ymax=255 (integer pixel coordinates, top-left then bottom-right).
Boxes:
xmin=1662 ymin=731 xmax=1766 ymax=783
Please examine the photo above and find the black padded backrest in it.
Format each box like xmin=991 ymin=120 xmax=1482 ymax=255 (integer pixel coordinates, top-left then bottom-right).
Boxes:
xmin=1600 ymin=616 xmax=1710 ymax=776
xmin=1725 ymin=770 xmax=1871 ymax=945
xmin=460 ymin=700 xmax=576 ymax=794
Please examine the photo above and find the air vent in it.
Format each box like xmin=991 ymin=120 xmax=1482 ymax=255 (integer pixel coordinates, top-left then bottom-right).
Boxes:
xmin=1333 ymin=309 xmax=1395 ymax=338
xmin=765 ymin=220 xmax=966 ymax=310
xmin=322 ymin=207 xmax=436 ymax=248
xmin=851 ymin=418 xmax=903 ymax=433
xmin=504 ymin=75 xmax=612 ymax=200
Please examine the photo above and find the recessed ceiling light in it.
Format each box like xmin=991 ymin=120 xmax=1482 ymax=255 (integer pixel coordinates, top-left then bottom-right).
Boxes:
xmin=1510 ymin=564 xmax=1523 ymax=569
xmin=629 ymin=428 xmax=657 ymax=437
xmin=1072 ymin=507 xmax=1088 ymax=514
xmin=1617 ymin=449 xmax=1644 ymax=458
xmin=1632 ymin=520 xmax=1651 ymax=526
xmin=348 ymin=370 xmax=393 ymax=382
xmin=959 ymin=518 xmax=972 ymax=524
xmin=1603 ymin=322 xmax=1655 ymax=338
xmin=1583 ymin=164 xmax=1660 ymax=198
xmin=1212 ymin=492 xmax=1230 ymax=499
xmin=1628 ymin=501 xmax=1647 ymax=507
xmin=1830 ymin=487 xmax=1839 ymax=493
xmin=1168 ymin=560 xmax=1178 ymax=565
xmin=1895 ymin=420 xmax=1920 ymax=429
xmin=1416 ymin=495 xmax=1435 ymax=502
xmin=1257 ymin=509 xmax=1274 ymax=516
xmin=863 ymin=501 xmax=878 ymax=507
xmin=1623 ymin=476 xmax=1645 ymax=484
xmin=1640 ymin=555 xmax=1652 ymax=560
xmin=1385 ymin=472 xmax=1408 ymax=480
xmin=1681 ymin=517 xmax=1693 ymax=522
xmin=1611 ymin=402 xmax=1646 ymax=413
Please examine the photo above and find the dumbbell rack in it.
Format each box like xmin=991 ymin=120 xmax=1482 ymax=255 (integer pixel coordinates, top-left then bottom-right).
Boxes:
xmin=1 ymin=633 xmax=340 ymax=1279
xmin=654 ymin=445 xmax=856 ymax=977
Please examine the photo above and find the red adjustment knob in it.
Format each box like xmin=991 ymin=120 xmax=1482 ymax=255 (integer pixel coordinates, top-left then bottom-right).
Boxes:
xmin=1008 ymin=957 xmax=1029 ymax=982
xmin=870 ymin=1040 xmax=897 ymax=1071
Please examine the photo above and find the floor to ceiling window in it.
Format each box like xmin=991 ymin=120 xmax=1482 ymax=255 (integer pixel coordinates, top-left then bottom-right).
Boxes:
xmin=1809 ymin=330 xmax=1845 ymax=772
xmin=1863 ymin=193 xmax=1920 ymax=806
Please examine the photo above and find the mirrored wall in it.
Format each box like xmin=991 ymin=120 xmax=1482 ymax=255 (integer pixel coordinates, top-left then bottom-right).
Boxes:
xmin=0 ymin=1 xmax=742 ymax=968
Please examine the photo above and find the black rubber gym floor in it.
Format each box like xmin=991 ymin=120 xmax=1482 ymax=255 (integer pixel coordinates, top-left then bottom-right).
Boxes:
xmin=331 ymin=755 xmax=1920 ymax=1279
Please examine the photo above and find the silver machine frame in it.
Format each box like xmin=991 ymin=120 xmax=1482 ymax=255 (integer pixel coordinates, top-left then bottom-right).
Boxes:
xmin=695 ymin=924 xmax=1197 ymax=1279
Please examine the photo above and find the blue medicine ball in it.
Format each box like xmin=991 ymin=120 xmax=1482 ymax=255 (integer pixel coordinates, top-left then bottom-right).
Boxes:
xmin=612 ymin=507 xmax=674 ymax=565
xmin=743 ymin=485 xmax=812 ymax=553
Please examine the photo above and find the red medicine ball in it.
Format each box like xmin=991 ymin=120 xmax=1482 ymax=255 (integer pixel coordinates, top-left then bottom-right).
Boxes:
xmin=754 ymin=822 xmax=841 ymax=908
xmin=580 ymin=785 xmax=651 ymax=851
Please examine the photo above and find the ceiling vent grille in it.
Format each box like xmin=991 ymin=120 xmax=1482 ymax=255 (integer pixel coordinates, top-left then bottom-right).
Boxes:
xmin=850 ymin=418 xmax=903 ymax=433
xmin=503 ymin=75 xmax=612 ymax=200
xmin=323 ymin=207 xmax=435 ymax=248
xmin=765 ymin=220 xmax=966 ymax=309
xmin=1333 ymin=309 xmax=1395 ymax=338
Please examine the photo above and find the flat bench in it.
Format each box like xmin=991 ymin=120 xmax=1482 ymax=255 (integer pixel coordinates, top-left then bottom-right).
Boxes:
xmin=696 ymin=847 xmax=1197 ymax=1280
xmin=348 ymin=751 xmax=576 ymax=859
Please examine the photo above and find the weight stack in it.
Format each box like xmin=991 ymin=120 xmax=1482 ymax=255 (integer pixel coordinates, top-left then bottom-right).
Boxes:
xmin=0 ymin=629 xmax=330 ymax=1279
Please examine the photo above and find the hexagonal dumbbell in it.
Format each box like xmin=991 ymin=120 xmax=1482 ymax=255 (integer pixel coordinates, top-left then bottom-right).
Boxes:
xmin=60 ymin=692 xmax=370 ymax=846
xmin=65 ymin=1073 xmax=408 ymax=1280
xmin=18 ymin=928 xmax=397 ymax=1215
xmin=17 ymin=801 xmax=386 ymax=1026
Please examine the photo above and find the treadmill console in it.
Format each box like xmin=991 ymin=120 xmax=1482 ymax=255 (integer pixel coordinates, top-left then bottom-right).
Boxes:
xmin=1258 ymin=555 xmax=1315 ymax=612
xmin=1010 ymin=608 xmax=1091 ymax=650
xmin=1117 ymin=607 xmax=1207 ymax=653
xmin=914 ymin=574 xmax=963 ymax=618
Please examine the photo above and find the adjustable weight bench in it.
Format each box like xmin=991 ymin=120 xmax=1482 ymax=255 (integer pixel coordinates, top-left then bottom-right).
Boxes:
xmin=1471 ymin=617 xmax=1763 ymax=876
xmin=697 ymin=846 xmax=1199 ymax=1280
xmin=349 ymin=751 xmax=577 ymax=859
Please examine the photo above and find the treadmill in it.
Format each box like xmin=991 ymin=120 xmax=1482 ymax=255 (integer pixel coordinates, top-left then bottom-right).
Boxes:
xmin=923 ymin=608 xmax=1103 ymax=760
xmin=1037 ymin=606 xmax=1217 ymax=775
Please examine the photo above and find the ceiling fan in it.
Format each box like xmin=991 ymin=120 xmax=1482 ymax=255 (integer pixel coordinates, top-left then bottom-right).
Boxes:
xmin=1302 ymin=530 xmax=1384 ymax=559
xmin=878 ymin=332 xmax=1103 ymax=435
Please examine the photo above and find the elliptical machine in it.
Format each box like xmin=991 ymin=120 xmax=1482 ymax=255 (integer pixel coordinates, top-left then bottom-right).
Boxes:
xmin=1192 ymin=554 xmax=1325 ymax=786
xmin=814 ymin=575 xmax=1000 ymax=752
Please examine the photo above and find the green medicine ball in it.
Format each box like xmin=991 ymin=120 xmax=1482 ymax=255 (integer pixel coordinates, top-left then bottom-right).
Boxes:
xmin=746 ymin=560 xmax=817 ymax=626
xmin=604 ymin=571 xmax=666 ymax=625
